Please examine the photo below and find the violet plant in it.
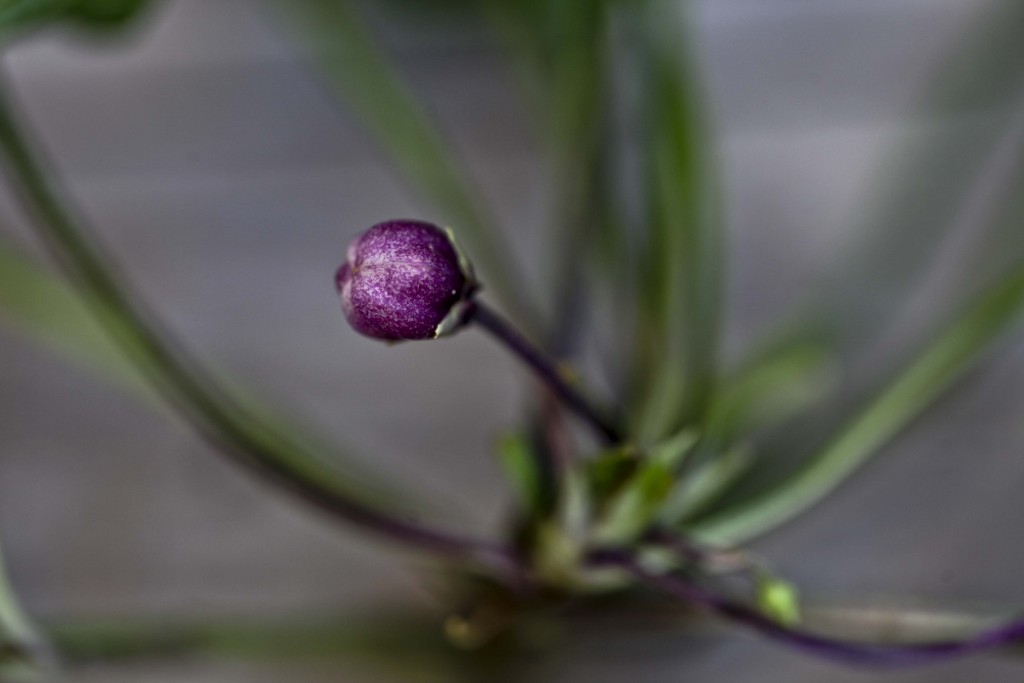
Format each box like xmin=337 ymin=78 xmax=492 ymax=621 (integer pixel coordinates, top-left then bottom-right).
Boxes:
xmin=1 ymin=0 xmax=1024 ymax=679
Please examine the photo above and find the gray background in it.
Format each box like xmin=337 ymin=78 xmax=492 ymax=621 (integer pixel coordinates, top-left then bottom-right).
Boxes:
xmin=2 ymin=0 xmax=1024 ymax=680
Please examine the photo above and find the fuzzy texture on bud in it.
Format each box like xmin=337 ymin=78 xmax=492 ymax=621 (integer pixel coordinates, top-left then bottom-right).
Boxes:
xmin=335 ymin=220 xmax=469 ymax=341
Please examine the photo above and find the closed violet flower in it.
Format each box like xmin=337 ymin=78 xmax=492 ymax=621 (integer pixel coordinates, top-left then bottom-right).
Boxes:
xmin=335 ymin=219 xmax=474 ymax=341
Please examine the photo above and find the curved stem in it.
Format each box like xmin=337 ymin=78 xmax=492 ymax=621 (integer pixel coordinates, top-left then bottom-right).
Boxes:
xmin=0 ymin=77 xmax=515 ymax=575
xmin=591 ymin=549 xmax=1024 ymax=667
xmin=466 ymin=299 xmax=623 ymax=445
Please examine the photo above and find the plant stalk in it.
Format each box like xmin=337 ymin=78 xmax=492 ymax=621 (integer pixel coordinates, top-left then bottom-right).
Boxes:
xmin=467 ymin=299 xmax=623 ymax=446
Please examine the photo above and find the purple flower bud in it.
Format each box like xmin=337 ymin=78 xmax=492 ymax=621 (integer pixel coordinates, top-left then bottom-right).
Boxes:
xmin=335 ymin=219 xmax=473 ymax=341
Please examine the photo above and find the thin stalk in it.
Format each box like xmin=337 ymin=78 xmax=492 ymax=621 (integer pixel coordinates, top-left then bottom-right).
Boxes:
xmin=592 ymin=549 xmax=1024 ymax=668
xmin=466 ymin=300 xmax=623 ymax=446
xmin=0 ymin=78 xmax=514 ymax=574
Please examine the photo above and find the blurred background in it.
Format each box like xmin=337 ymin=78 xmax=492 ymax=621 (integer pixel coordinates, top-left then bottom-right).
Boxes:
xmin=1 ymin=0 xmax=1024 ymax=680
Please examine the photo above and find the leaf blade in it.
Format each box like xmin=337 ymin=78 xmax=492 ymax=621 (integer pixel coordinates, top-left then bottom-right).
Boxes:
xmin=691 ymin=264 xmax=1024 ymax=545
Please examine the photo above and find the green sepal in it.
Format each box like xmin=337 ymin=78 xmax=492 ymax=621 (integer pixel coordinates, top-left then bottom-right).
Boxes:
xmin=433 ymin=227 xmax=478 ymax=339
xmin=433 ymin=299 xmax=473 ymax=339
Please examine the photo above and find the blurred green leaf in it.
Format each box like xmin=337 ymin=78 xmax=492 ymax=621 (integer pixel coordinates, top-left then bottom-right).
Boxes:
xmin=66 ymin=0 xmax=149 ymax=27
xmin=705 ymin=0 xmax=1024 ymax=545
xmin=47 ymin=612 xmax=457 ymax=679
xmin=768 ymin=0 xmax=1024 ymax=361
xmin=661 ymin=442 xmax=753 ymax=523
xmin=647 ymin=427 xmax=701 ymax=470
xmin=266 ymin=0 xmax=534 ymax=327
xmin=0 ymin=524 xmax=52 ymax=671
xmin=802 ymin=599 xmax=1024 ymax=648
xmin=0 ymin=238 xmax=424 ymax=509
xmin=632 ymin=0 xmax=723 ymax=443
xmin=585 ymin=444 xmax=638 ymax=503
xmin=496 ymin=432 xmax=547 ymax=518
xmin=522 ymin=0 xmax=613 ymax=348
xmin=594 ymin=429 xmax=699 ymax=543
xmin=0 ymin=239 xmax=150 ymax=394
xmin=0 ymin=0 xmax=150 ymax=38
xmin=691 ymin=262 xmax=1024 ymax=545
xmin=707 ymin=338 xmax=837 ymax=444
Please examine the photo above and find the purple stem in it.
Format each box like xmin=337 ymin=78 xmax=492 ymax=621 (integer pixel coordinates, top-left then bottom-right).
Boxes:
xmin=466 ymin=299 xmax=623 ymax=445
xmin=589 ymin=548 xmax=1024 ymax=668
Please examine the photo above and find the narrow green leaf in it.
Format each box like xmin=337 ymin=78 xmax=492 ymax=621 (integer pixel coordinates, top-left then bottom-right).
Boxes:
xmin=0 ymin=239 xmax=419 ymax=508
xmin=691 ymin=265 xmax=1024 ymax=545
xmin=0 ymin=239 xmax=150 ymax=395
xmin=702 ymin=0 xmax=1024 ymax=547
xmin=266 ymin=0 xmax=534 ymax=327
xmin=46 ymin=612 xmax=455 ymax=677
xmin=0 ymin=0 xmax=150 ymax=39
xmin=585 ymin=445 xmax=637 ymax=503
xmin=661 ymin=442 xmax=754 ymax=523
xmin=632 ymin=0 xmax=723 ymax=443
xmin=496 ymin=432 xmax=546 ymax=517
xmin=532 ymin=1 xmax=613 ymax=348
xmin=0 ymin=0 xmax=72 ymax=33
xmin=767 ymin=0 xmax=1024 ymax=361
xmin=648 ymin=427 xmax=701 ymax=470
xmin=802 ymin=599 xmax=1024 ymax=646
xmin=65 ymin=0 xmax=150 ymax=27
xmin=0 ymin=524 xmax=53 ymax=669
xmin=594 ymin=429 xmax=699 ymax=544
xmin=707 ymin=339 xmax=837 ymax=443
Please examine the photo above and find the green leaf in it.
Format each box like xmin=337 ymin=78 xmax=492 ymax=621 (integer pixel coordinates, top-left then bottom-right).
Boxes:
xmin=802 ymin=599 xmax=1024 ymax=646
xmin=661 ymin=442 xmax=754 ymax=523
xmin=46 ymin=611 xmax=457 ymax=678
xmin=0 ymin=524 xmax=53 ymax=669
xmin=707 ymin=339 xmax=836 ymax=444
xmin=594 ymin=429 xmax=699 ymax=544
xmin=65 ymin=0 xmax=150 ymax=27
xmin=266 ymin=0 xmax=535 ymax=328
xmin=0 ymin=0 xmax=70 ymax=32
xmin=0 ymin=239 xmax=418 ymax=509
xmin=585 ymin=445 xmax=637 ymax=504
xmin=496 ymin=432 xmax=546 ymax=517
xmin=632 ymin=0 xmax=723 ymax=443
xmin=647 ymin=427 xmax=701 ymax=470
xmin=0 ymin=0 xmax=150 ymax=39
xmin=0 ymin=239 xmax=150 ymax=395
xmin=698 ymin=0 xmax=1024 ymax=547
xmin=771 ymin=0 xmax=1024 ymax=361
xmin=690 ymin=264 xmax=1024 ymax=545
xmin=525 ymin=0 xmax=615 ymax=347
